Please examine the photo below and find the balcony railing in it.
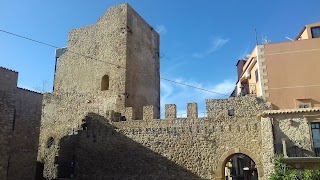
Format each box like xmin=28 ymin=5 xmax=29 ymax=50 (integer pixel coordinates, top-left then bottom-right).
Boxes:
xmin=274 ymin=139 xmax=320 ymax=157
xmin=239 ymin=83 xmax=257 ymax=96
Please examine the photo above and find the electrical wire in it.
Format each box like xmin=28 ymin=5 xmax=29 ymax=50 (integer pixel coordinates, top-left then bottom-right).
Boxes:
xmin=0 ymin=29 xmax=230 ymax=96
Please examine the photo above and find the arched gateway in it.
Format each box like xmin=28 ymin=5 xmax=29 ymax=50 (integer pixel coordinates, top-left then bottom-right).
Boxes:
xmin=214 ymin=148 xmax=263 ymax=180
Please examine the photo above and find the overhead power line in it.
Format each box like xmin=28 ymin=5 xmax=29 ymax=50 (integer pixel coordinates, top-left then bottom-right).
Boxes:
xmin=0 ymin=30 xmax=59 ymax=49
xmin=0 ymin=29 xmax=230 ymax=96
xmin=161 ymin=78 xmax=228 ymax=96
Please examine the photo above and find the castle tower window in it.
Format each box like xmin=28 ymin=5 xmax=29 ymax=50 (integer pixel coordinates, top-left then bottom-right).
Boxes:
xmin=47 ymin=137 xmax=54 ymax=148
xmin=101 ymin=75 xmax=109 ymax=91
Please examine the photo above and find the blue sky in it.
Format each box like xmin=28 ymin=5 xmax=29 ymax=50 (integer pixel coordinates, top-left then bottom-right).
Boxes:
xmin=1 ymin=0 xmax=320 ymax=117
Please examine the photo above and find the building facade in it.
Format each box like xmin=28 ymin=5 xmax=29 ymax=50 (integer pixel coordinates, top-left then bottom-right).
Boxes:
xmin=0 ymin=67 xmax=43 ymax=180
xmin=232 ymin=22 xmax=320 ymax=110
xmin=232 ymin=22 xmax=320 ymax=176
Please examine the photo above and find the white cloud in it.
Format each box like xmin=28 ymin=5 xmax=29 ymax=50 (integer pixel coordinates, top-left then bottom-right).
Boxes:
xmin=155 ymin=25 xmax=167 ymax=35
xmin=191 ymin=53 xmax=204 ymax=59
xmin=207 ymin=37 xmax=230 ymax=54
xmin=192 ymin=37 xmax=230 ymax=58
xmin=160 ymin=78 xmax=236 ymax=118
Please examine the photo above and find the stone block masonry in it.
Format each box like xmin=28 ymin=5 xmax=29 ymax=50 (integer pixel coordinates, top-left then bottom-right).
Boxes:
xmin=2 ymin=3 xmax=317 ymax=180
xmin=35 ymin=3 xmax=278 ymax=180
xmin=37 ymin=3 xmax=161 ymax=179
xmin=0 ymin=67 xmax=43 ymax=180
xmin=38 ymin=95 xmax=271 ymax=180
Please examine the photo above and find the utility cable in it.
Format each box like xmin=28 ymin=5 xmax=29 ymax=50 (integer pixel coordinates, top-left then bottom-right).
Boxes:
xmin=0 ymin=29 xmax=230 ymax=96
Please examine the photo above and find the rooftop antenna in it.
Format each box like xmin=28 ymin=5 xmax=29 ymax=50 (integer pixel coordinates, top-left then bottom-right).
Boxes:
xmin=262 ymin=35 xmax=271 ymax=44
xmin=285 ymin=37 xmax=294 ymax=41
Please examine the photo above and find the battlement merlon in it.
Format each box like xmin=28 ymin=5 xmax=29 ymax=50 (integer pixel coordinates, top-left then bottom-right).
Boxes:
xmin=143 ymin=105 xmax=157 ymax=121
xmin=165 ymin=104 xmax=176 ymax=119
xmin=122 ymin=107 xmax=134 ymax=121
xmin=187 ymin=103 xmax=198 ymax=119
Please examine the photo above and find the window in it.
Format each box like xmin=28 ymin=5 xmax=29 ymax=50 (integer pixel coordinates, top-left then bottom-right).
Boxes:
xmin=311 ymin=26 xmax=320 ymax=38
xmin=47 ymin=137 xmax=54 ymax=148
xmin=120 ymin=116 xmax=126 ymax=121
xmin=311 ymin=123 xmax=320 ymax=156
xmin=296 ymin=99 xmax=312 ymax=109
xmin=299 ymin=104 xmax=310 ymax=108
xmin=228 ymin=109 xmax=235 ymax=116
xmin=255 ymin=69 xmax=259 ymax=82
xmin=101 ymin=75 xmax=109 ymax=91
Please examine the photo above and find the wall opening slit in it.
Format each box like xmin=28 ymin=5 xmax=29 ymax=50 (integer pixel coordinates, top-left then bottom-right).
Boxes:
xmin=101 ymin=75 xmax=109 ymax=91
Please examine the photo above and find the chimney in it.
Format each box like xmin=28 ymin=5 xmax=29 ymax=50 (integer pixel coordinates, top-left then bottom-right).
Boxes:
xmin=236 ymin=60 xmax=246 ymax=79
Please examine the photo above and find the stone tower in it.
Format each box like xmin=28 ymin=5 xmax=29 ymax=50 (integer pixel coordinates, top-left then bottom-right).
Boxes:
xmin=37 ymin=4 xmax=160 ymax=179
xmin=53 ymin=3 xmax=160 ymax=118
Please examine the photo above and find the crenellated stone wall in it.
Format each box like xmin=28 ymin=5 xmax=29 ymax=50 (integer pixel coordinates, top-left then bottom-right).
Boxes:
xmin=165 ymin=104 xmax=177 ymax=119
xmin=38 ymin=96 xmax=272 ymax=180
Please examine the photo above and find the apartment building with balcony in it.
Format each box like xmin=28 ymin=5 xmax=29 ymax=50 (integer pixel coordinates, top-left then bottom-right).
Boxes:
xmin=232 ymin=22 xmax=320 ymax=110
xmin=231 ymin=22 xmax=320 ymax=170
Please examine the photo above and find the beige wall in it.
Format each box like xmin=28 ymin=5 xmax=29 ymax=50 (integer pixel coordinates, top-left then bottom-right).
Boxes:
xmin=263 ymin=38 xmax=320 ymax=109
xmin=125 ymin=5 xmax=160 ymax=119
xmin=38 ymin=96 xmax=272 ymax=180
xmin=296 ymin=22 xmax=320 ymax=40
xmin=298 ymin=29 xmax=309 ymax=40
xmin=38 ymin=4 xmax=161 ymax=179
xmin=247 ymin=62 xmax=262 ymax=96
xmin=53 ymin=4 xmax=159 ymax=119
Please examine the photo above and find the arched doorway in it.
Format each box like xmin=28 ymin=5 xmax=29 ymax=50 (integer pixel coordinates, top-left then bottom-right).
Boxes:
xmin=214 ymin=148 xmax=263 ymax=180
xmin=224 ymin=153 xmax=258 ymax=180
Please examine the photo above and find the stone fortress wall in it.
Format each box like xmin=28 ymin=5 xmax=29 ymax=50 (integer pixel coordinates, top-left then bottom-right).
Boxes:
xmin=2 ymin=3 xmax=318 ymax=180
xmin=37 ymin=3 xmax=161 ymax=179
xmin=0 ymin=4 xmax=320 ymax=180
xmin=38 ymin=95 xmax=272 ymax=180
xmin=0 ymin=67 xmax=43 ymax=180
xmin=36 ymin=3 xmax=277 ymax=180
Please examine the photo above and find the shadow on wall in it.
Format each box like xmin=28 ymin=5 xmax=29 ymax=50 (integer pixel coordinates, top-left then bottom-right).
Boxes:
xmin=274 ymin=126 xmax=314 ymax=158
xmin=47 ymin=113 xmax=202 ymax=180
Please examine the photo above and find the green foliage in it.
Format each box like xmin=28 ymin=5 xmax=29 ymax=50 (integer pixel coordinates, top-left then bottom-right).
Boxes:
xmin=302 ymin=169 xmax=320 ymax=180
xmin=270 ymin=154 xmax=320 ymax=180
